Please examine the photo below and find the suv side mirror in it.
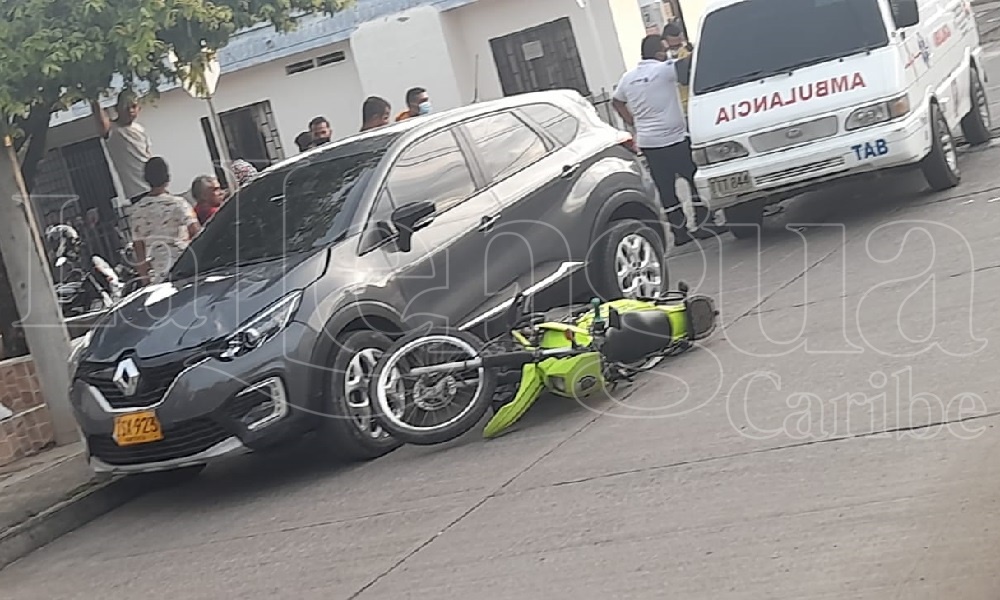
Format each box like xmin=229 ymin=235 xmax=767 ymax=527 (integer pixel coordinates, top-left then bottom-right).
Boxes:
xmin=890 ymin=0 xmax=919 ymax=29
xmin=391 ymin=201 xmax=435 ymax=253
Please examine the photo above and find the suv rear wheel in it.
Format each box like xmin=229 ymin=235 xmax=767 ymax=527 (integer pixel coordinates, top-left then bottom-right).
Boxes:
xmin=589 ymin=219 xmax=667 ymax=300
xmin=317 ymin=330 xmax=403 ymax=462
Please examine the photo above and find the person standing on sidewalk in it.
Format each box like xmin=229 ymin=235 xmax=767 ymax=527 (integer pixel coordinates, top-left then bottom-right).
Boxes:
xmin=662 ymin=23 xmax=695 ymax=116
xmin=307 ymin=117 xmax=333 ymax=149
xmin=130 ymin=157 xmax=201 ymax=284
xmin=661 ymin=22 xmax=728 ymax=233
xmin=396 ymin=87 xmax=432 ymax=122
xmin=361 ymin=96 xmax=392 ymax=132
xmin=191 ymin=174 xmax=226 ymax=225
xmin=612 ymin=35 xmax=723 ymax=247
xmin=90 ymin=91 xmax=153 ymax=204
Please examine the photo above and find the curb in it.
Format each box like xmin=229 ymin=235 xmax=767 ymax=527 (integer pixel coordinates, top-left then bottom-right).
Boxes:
xmin=0 ymin=472 xmax=148 ymax=572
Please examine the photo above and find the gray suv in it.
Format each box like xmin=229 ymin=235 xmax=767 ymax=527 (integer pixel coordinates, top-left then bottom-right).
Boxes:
xmin=68 ymin=90 xmax=668 ymax=475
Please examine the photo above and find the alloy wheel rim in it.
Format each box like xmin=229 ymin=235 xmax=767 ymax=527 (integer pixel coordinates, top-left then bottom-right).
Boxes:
xmin=343 ymin=347 xmax=390 ymax=439
xmin=615 ymin=233 xmax=662 ymax=298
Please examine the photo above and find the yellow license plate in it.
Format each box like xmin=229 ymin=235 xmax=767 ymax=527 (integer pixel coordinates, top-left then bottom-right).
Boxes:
xmin=113 ymin=411 xmax=164 ymax=447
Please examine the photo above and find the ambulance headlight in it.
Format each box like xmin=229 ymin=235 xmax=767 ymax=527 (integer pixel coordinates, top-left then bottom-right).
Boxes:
xmin=846 ymin=94 xmax=910 ymax=131
xmin=693 ymin=141 xmax=749 ymax=166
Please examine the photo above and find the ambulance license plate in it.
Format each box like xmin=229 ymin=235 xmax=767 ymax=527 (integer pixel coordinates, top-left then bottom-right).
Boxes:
xmin=709 ymin=172 xmax=754 ymax=198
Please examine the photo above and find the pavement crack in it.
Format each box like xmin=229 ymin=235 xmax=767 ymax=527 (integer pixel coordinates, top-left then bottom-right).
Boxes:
xmin=724 ymin=243 xmax=849 ymax=330
xmin=347 ymin=383 xmax=646 ymax=599
xmin=949 ymin=262 xmax=1000 ymax=278
xmin=516 ymin=409 xmax=1000 ymax=492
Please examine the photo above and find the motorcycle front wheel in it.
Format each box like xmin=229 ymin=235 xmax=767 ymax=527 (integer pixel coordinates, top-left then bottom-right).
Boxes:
xmin=368 ymin=328 xmax=497 ymax=446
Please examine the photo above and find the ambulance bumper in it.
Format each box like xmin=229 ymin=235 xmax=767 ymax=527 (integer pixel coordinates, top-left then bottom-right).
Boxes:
xmin=694 ymin=110 xmax=933 ymax=212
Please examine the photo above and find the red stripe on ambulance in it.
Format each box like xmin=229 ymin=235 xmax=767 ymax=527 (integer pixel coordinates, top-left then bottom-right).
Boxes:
xmin=715 ymin=72 xmax=867 ymax=125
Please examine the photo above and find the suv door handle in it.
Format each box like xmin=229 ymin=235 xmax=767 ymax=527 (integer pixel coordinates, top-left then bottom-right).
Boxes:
xmin=478 ymin=214 xmax=500 ymax=232
xmin=561 ymin=163 xmax=580 ymax=179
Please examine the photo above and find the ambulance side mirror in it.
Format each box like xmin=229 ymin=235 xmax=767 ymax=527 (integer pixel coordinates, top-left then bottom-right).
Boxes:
xmin=889 ymin=0 xmax=919 ymax=29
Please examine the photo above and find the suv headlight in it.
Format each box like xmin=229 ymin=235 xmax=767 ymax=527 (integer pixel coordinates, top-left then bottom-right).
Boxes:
xmin=845 ymin=95 xmax=910 ymax=131
xmin=692 ymin=141 xmax=749 ymax=166
xmin=219 ymin=291 xmax=302 ymax=361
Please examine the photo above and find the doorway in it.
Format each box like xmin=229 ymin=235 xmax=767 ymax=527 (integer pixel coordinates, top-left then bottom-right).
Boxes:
xmin=201 ymin=100 xmax=285 ymax=187
xmin=489 ymin=17 xmax=591 ymax=98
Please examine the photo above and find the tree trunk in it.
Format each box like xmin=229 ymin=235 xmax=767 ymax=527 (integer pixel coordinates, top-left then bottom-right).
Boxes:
xmin=0 ymin=102 xmax=53 ymax=357
xmin=0 ymin=137 xmax=77 ymax=445
xmin=20 ymin=103 xmax=52 ymax=194
xmin=0 ymin=249 xmax=27 ymax=358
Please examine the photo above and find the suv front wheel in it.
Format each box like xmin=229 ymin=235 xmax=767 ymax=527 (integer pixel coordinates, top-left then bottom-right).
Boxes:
xmin=318 ymin=330 xmax=403 ymax=462
xmin=589 ymin=218 xmax=667 ymax=300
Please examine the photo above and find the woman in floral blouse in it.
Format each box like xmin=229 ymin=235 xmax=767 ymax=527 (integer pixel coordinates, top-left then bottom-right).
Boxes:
xmin=129 ymin=157 xmax=201 ymax=284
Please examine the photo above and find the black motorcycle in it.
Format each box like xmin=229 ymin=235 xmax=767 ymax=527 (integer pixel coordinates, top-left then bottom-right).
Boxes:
xmin=46 ymin=225 xmax=124 ymax=317
xmin=114 ymin=241 xmax=145 ymax=296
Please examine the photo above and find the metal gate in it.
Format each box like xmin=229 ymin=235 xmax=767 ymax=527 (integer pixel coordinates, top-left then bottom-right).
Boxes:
xmin=489 ymin=17 xmax=591 ymax=98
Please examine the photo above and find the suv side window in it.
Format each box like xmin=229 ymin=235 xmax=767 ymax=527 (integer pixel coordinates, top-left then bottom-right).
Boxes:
xmin=462 ymin=111 xmax=548 ymax=182
xmin=520 ymin=103 xmax=580 ymax=147
xmin=386 ymin=129 xmax=476 ymax=213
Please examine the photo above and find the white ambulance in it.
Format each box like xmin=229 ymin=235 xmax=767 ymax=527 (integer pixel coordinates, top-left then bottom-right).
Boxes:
xmin=686 ymin=0 xmax=991 ymax=237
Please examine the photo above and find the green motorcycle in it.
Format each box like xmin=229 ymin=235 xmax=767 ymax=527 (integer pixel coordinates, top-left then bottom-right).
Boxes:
xmin=368 ymin=282 xmax=719 ymax=446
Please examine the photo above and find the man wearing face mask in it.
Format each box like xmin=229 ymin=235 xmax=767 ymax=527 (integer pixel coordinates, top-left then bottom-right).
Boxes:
xmin=662 ymin=22 xmax=695 ymax=116
xmin=396 ymin=87 xmax=432 ymax=122
xmin=613 ymin=35 xmax=722 ymax=247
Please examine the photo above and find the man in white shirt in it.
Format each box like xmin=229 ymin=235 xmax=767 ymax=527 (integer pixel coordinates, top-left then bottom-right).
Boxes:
xmin=91 ymin=91 xmax=153 ymax=204
xmin=613 ymin=35 xmax=723 ymax=247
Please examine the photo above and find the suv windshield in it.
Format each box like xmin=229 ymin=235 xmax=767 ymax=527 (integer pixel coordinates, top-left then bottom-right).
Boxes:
xmin=693 ymin=0 xmax=889 ymax=95
xmin=170 ymin=138 xmax=395 ymax=280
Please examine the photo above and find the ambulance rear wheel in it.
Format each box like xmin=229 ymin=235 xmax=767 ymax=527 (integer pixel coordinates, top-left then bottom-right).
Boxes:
xmin=960 ymin=66 xmax=991 ymax=146
xmin=921 ymin=102 xmax=961 ymax=192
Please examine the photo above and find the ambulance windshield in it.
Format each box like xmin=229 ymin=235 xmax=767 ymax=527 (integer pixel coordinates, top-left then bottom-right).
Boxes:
xmin=693 ymin=0 xmax=890 ymax=95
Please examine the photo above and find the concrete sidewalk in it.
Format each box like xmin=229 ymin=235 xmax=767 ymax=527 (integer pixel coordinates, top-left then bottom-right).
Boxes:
xmin=0 ymin=443 xmax=149 ymax=571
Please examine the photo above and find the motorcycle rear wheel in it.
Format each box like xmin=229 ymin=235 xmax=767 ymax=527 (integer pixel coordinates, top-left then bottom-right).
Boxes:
xmin=369 ymin=328 xmax=497 ymax=446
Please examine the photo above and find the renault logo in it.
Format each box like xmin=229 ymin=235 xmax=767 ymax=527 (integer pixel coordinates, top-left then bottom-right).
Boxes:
xmin=112 ymin=358 xmax=140 ymax=396
xmin=786 ymin=128 xmax=804 ymax=139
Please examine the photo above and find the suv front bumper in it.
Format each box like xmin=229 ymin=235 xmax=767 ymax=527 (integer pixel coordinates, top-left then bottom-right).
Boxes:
xmin=71 ymin=321 xmax=319 ymax=475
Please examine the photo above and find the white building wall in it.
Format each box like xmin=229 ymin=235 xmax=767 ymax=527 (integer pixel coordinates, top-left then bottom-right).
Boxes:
xmin=599 ymin=0 xmax=647 ymax=80
xmin=441 ymin=0 xmax=634 ymax=103
xmin=676 ymin=0 xmax=710 ymax=43
xmin=350 ymin=6 xmax=465 ymax=113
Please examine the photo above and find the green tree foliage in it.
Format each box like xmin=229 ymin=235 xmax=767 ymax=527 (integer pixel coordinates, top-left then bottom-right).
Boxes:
xmin=0 ymin=0 xmax=352 ymax=357
xmin=0 ymin=0 xmax=352 ymax=184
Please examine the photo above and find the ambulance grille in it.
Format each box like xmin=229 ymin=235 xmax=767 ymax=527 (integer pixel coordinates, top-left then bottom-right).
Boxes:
xmin=755 ymin=157 xmax=847 ymax=187
xmin=749 ymin=115 xmax=839 ymax=153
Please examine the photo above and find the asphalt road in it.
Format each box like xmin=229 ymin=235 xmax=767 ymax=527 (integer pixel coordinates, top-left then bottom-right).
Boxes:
xmin=4 ymin=138 xmax=1000 ymax=598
